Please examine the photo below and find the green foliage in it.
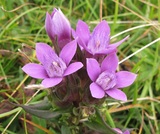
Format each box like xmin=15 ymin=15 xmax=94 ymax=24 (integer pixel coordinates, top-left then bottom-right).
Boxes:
xmin=84 ymin=108 xmax=117 ymax=134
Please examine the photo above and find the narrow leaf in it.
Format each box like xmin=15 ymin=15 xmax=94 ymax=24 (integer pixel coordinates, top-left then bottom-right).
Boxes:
xmin=18 ymin=104 xmax=61 ymax=120
xmin=24 ymin=98 xmax=52 ymax=110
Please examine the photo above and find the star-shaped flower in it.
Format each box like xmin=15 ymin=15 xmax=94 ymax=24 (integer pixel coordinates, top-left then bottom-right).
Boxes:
xmin=76 ymin=20 xmax=129 ymax=56
xmin=22 ymin=40 xmax=83 ymax=88
xmin=86 ymin=52 xmax=137 ymax=101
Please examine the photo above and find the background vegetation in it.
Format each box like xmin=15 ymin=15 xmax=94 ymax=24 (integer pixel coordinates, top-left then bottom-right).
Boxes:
xmin=0 ymin=0 xmax=160 ymax=134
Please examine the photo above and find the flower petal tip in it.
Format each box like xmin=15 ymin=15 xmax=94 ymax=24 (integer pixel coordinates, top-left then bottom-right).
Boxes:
xmin=90 ymin=83 xmax=105 ymax=99
xmin=116 ymin=71 xmax=137 ymax=88
xmin=86 ymin=58 xmax=101 ymax=81
xmin=106 ymin=88 xmax=127 ymax=101
xmin=42 ymin=77 xmax=62 ymax=88
xmin=22 ymin=63 xmax=48 ymax=79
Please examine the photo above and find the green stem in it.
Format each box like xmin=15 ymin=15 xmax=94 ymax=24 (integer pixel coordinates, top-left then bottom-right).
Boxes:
xmin=105 ymin=109 xmax=115 ymax=128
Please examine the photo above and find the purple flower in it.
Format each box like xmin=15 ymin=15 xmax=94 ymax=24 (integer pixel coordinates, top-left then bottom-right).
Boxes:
xmin=113 ymin=128 xmax=130 ymax=134
xmin=22 ymin=40 xmax=83 ymax=88
xmin=86 ymin=52 xmax=137 ymax=101
xmin=76 ymin=20 xmax=129 ymax=56
xmin=45 ymin=8 xmax=71 ymax=48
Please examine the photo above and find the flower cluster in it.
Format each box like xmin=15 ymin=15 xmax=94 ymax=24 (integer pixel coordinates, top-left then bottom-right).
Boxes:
xmin=23 ymin=8 xmax=136 ymax=102
xmin=22 ymin=8 xmax=137 ymax=133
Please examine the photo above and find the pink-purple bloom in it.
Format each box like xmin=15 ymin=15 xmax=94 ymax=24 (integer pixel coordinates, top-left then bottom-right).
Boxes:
xmin=113 ymin=128 xmax=130 ymax=134
xmin=86 ymin=52 xmax=137 ymax=101
xmin=45 ymin=8 xmax=71 ymax=48
xmin=20 ymin=7 xmax=139 ymax=134
xmin=76 ymin=20 xmax=129 ymax=56
xmin=22 ymin=40 xmax=83 ymax=88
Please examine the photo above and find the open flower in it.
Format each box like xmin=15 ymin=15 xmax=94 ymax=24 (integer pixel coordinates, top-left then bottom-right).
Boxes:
xmin=45 ymin=8 xmax=71 ymax=48
xmin=22 ymin=40 xmax=83 ymax=88
xmin=76 ymin=20 xmax=129 ymax=56
xmin=86 ymin=52 xmax=137 ymax=101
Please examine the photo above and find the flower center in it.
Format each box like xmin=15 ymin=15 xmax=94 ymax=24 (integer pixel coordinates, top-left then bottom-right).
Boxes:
xmin=96 ymin=40 xmax=100 ymax=48
xmin=87 ymin=40 xmax=102 ymax=54
xmin=96 ymin=71 xmax=116 ymax=90
xmin=44 ymin=57 xmax=67 ymax=78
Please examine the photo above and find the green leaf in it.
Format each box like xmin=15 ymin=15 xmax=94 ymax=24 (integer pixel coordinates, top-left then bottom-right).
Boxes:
xmin=95 ymin=108 xmax=117 ymax=133
xmin=125 ymin=0 xmax=143 ymax=15
xmin=61 ymin=125 xmax=71 ymax=134
xmin=17 ymin=104 xmax=61 ymax=120
xmin=32 ymin=116 xmax=46 ymax=134
xmin=24 ymin=98 xmax=52 ymax=110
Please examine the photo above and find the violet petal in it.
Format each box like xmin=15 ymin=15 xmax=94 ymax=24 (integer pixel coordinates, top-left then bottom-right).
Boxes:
xmin=36 ymin=43 xmax=56 ymax=64
xmin=124 ymin=130 xmax=130 ymax=134
xmin=91 ymin=20 xmax=110 ymax=43
xmin=95 ymin=46 xmax=117 ymax=55
xmin=90 ymin=82 xmax=105 ymax=99
xmin=116 ymin=71 xmax=137 ymax=88
xmin=76 ymin=20 xmax=90 ymax=49
xmin=101 ymin=52 xmax=118 ymax=72
xmin=59 ymin=40 xmax=77 ymax=66
xmin=22 ymin=63 xmax=48 ymax=79
xmin=106 ymin=88 xmax=127 ymax=101
xmin=109 ymin=35 xmax=129 ymax=48
xmin=86 ymin=58 xmax=101 ymax=81
xmin=113 ymin=128 xmax=123 ymax=134
xmin=63 ymin=62 xmax=83 ymax=76
xmin=42 ymin=77 xmax=62 ymax=88
xmin=87 ymin=21 xmax=110 ymax=55
xmin=45 ymin=12 xmax=55 ymax=41
xmin=51 ymin=8 xmax=57 ymax=17
xmin=96 ymin=36 xmax=129 ymax=55
xmin=71 ymin=28 xmax=77 ymax=39
xmin=52 ymin=9 xmax=71 ymax=48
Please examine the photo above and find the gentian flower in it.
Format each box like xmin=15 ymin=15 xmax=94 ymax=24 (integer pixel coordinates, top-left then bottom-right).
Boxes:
xmin=113 ymin=128 xmax=130 ymax=134
xmin=86 ymin=52 xmax=137 ymax=101
xmin=22 ymin=40 xmax=83 ymax=88
xmin=45 ymin=8 xmax=71 ymax=48
xmin=76 ymin=20 xmax=129 ymax=56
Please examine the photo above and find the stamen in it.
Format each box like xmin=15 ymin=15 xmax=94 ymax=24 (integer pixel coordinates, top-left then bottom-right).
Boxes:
xmin=52 ymin=61 xmax=58 ymax=66
xmin=96 ymin=40 xmax=100 ymax=48
xmin=96 ymin=71 xmax=116 ymax=90
xmin=44 ymin=57 xmax=67 ymax=78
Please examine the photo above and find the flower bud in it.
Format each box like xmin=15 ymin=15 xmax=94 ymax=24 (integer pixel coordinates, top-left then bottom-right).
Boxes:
xmin=45 ymin=8 xmax=71 ymax=49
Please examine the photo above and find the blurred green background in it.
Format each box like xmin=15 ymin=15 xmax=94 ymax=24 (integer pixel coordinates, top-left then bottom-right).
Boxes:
xmin=0 ymin=0 xmax=160 ymax=134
